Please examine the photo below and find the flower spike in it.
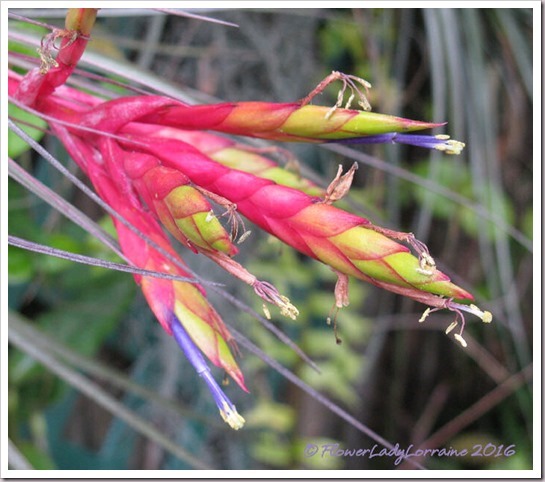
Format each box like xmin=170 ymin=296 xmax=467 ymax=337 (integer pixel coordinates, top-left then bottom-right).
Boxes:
xmin=122 ymin=135 xmax=474 ymax=309
xmin=52 ymin=125 xmax=248 ymax=398
xmin=139 ymin=101 xmax=446 ymax=144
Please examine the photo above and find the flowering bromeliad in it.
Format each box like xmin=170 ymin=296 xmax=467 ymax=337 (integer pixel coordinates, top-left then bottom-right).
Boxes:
xmin=9 ymin=9 xmax=492 ymax=429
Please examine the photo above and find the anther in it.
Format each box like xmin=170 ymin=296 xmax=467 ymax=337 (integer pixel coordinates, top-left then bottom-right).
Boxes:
xmin=454 ymin=333 xmax=468 ymax=348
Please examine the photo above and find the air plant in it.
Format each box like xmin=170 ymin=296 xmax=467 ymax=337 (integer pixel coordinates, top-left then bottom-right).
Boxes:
xmin=8 ymin=8 xmax=492 ymax=430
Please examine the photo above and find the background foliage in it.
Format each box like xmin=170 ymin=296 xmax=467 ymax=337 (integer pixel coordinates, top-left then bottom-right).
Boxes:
xmin=7 ymin=7 xmax=534 ymax=471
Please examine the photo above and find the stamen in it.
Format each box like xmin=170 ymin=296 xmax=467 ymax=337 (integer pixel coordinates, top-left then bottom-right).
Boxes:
xmin=411 ymin=239 xmax=436 ymax=276
xmin=469 ymin=304 xmax=493 ymax=323
xmin=194 ymin=186 xmax=249 ymax=243
xmin=365 ymin=226 xmax=437 ymax=277
xmin=434 ymin=137 xmax=466 ymax=155
xmin=300 ymin=71 xmax=373 ymax=114
xmin=454 ymin=334 xmax=468 ymax=348
xmin=237 ymin=230 xmax=252 ymax=244
xmin=419 ymin=252 xmax=436 ymax=273
xmin=419 ymin=307 xmax=431 ymax=323
xmin=326 ymin=307 xmax=342 ymax=344
xmin=445 ymin=320 xmax=458 ymax=334
xmin=222 ymin=206 xmax=251 ymax=245
xmin=334 ymin=318 xmax=342 ymax=345
xmin=37 ymin=29 xmax=81 ymax=74
xmin=323 ymin=271 xmax=350 ymax=344
xmin=325 ymin=105 xmax=338 ymax=120
xmin=278 ymin=295 xmax=299 ymax=320
xmin=418 ymin=300 xmax=492 ymax=349
xmin=222 ymin=373 xmax=230 ymax=386
xmin=37 ymin=32 xmax=60 ymax=73
xmin=254 ymin=281 xmax=299 ymax=320
xmin=219 ymin=401 xmax=246 ymax=431
xmin=336 ymin=88 xmax=345 ymax=107
xmin=444 ymin=300 xmax=467 ymax=343
xmin=345 ymin=92 xmax=355 ymax=110
xmin=324 ymin=88 xmax=346 ymax=120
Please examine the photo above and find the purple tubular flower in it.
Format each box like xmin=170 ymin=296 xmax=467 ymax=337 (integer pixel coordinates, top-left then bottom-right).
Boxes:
xmin=330 ymin=133 xmax=465 ymax=155
xmin=170 ymin=317 xmax=245 ymax=430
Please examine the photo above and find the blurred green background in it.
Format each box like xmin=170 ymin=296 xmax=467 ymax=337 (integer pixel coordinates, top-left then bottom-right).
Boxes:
xmin=7 ymin=8 xmax=534 ymax=470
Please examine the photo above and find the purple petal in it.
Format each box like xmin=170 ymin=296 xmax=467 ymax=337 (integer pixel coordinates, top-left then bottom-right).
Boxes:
xmin=170 ymin=317 xmax=245 ymax=429
xmin=329 ymin=133 xmax=465 ymax=154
